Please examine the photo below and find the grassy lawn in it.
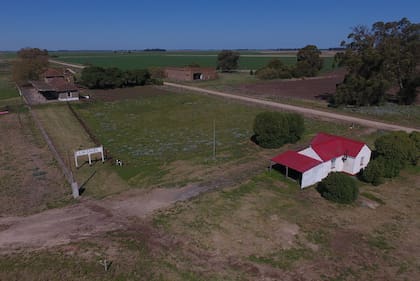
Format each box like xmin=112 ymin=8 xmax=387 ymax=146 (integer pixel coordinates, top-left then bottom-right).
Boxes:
xmin=73 ymin=90 xmax=265 ymax=187
xmin=0 ymin=110 xmax=70 ymax=215
xmin=1 ymin=166 xmax=418 ymax=280
xmin=53 ymin=51 xmax=334 ymax=71
xmin=0 ymin=231 xmax=229 ymax=281
xmin=72 ymin=87 xmax=357 ymax=190
xmin=150 ymin=167 xmax=420 ymax=280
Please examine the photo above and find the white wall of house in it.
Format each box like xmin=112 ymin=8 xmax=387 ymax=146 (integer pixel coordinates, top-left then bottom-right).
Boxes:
xmin=301 ymin=162 xmax=330 ymax=188
xmin=299 ymin=145 xmax=371 ymax=188
xmin=349 ymin=145 xmax=371 ymax=174
xmin=298 ymin=147 xmax=322 ymax=161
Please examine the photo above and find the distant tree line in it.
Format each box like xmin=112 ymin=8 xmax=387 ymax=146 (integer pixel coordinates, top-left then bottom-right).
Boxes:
xmin=256 ymin=45 xmax=324 ymax=80
xmin=79 ymin=66 xmax=162 ymax=89
xmin=143 ymin=48 xmax=166 ymax=52
xmin=333 ymin=18 xmax=420 ymax=106
xmin=12 ymin=48 xmax=49 ymax=83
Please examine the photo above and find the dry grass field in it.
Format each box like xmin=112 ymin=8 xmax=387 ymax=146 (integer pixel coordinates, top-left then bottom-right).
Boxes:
xmin=0 ymin=111 xmax=69 ymax=215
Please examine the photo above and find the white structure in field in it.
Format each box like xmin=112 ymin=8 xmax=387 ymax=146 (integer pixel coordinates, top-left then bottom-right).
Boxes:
xmin=270 ymin=133 xmax=371 ymax=188
xmin=74 ymin=146 xmax=105 ymax=167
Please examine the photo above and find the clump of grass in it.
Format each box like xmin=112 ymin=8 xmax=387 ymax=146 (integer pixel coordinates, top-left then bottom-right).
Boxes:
xmin=248 ymin=247 xmax=313 ymax=270
xmin=367 ymin=235 xmax=394 ymax=251
xmin=361 ymin=192 xmax=385 ymax=205
xmin=306 ymin=229 xmax=329 ymax=246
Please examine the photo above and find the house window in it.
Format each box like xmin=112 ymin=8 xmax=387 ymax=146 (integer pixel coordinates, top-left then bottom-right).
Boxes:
xmin=331 ymin=158 xmax=336 ymax=169
xmin=360 ymin=157 xmax=364 ymax=166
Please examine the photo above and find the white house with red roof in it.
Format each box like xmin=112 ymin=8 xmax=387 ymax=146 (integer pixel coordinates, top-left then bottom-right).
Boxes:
xmin=270 ymin=133 xmax=371 ymax=188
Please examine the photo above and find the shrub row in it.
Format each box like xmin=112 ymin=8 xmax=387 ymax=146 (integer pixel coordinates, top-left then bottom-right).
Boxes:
xmin=361 ymin=131 xmax=419 ymax=185
xmin=79 ymin=66 xmax=162 ymax=89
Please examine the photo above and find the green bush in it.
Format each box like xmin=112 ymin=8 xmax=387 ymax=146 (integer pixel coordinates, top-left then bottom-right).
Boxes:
xmin=375 ymin=131 xmax=417 ymax=168
xmin=256 ymin=59 xmax=293 ymax=80
xmin=253 ymin=112 xmax=304 ymax=148
xmin=376 ymin=156 xmax=401 ymax=178
xmin=317 ymin=173 xmax=358 ymax=204
xmin=80 ymin=66 xmax=154 ymax=89
xmin=409 ymin=131 xmax=420 ymax=162
xmin=256 ymin=68 xmax=279 ymax=80
xmin=361 ymin=159 xmax=384 ymax=186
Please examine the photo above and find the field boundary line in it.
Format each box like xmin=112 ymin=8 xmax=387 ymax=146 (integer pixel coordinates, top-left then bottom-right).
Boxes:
xmin=67 ymin=103 xmax=112 ymax=160
xmin=164 ymin=82 xmax=419 ymax=133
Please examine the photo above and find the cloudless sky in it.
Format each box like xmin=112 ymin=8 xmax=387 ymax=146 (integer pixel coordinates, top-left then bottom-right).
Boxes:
xmin=1 ymin=0 xmax=419 ymax=50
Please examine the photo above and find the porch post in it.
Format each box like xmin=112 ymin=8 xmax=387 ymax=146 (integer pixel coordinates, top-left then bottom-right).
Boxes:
xmin=286 ymin=166 xmax=289 ymax=178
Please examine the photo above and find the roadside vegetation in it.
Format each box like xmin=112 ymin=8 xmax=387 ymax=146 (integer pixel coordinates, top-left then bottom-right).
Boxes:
xmin=256 ymin=45 xmax=324 ymax=80
xmin=334 ymin=18 xmax=420 ymax=106
xmin=79 ymin=66 xmax=162 ymax=89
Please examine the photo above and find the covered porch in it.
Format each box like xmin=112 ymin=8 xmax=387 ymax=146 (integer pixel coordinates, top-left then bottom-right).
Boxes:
xmin=270 ymin=150 xmax=322 ymax=189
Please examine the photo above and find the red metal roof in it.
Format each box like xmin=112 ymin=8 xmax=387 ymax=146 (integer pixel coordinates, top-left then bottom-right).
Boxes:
xmin=310 ymin=133 xmax=366 ymax=161
xmin=271 ymin=151 xmax=322 ymax=173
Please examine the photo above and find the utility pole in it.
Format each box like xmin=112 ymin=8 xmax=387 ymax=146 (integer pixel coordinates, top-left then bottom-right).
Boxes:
xmin=213 ymin=119 xmax=216 ymax=160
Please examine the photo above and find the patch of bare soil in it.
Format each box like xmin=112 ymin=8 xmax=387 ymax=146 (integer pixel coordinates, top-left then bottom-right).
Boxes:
xmin=85 ymin=85 xmax=170 ymax=102
xmin=0 ymin=113 xmax=68 ymax=216
xmin=234 ymin=68 xmax=346 ymax=101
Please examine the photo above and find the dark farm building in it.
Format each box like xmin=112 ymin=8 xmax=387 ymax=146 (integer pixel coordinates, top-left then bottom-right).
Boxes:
xmin=30 ymin=68 xmax=79 ymax=101
xmin=165 ymin=67 xmax=217 ymax=81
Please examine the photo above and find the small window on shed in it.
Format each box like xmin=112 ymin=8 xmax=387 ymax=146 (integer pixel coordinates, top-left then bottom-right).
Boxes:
xmin=360 ymin=157 xmax=364 ymax=166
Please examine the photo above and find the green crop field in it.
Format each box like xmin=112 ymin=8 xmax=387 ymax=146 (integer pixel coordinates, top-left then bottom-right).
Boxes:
xmin=53 ymin=51 xmax=334 ymax=71
xmin=0 ymin=60 xmax=19 ymax=101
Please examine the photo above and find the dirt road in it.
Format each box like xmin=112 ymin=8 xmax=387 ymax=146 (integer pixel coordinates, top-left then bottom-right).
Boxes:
xmin=0 ymin=184 xmax=203 ymax=252
xmin=164 ymin=82 xmax=419 ymax=133
xmin=49 ymin=59 xmax=85 ymax=69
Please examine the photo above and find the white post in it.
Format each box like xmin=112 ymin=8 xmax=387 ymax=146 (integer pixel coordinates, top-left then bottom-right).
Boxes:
xmin=101 ymin=146 xmax=104 ymax=163
xmin=88 ymin=153 xmax=92 ymax=165
xmin=74 ymin=152 xmax=79 ymax=168
xmin=71 ymin=182 xmax=79 ymax=198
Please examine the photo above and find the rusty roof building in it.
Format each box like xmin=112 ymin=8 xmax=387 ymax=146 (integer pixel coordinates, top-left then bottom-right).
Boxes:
xmin=165 ymin=67 xmax=217 ymax=81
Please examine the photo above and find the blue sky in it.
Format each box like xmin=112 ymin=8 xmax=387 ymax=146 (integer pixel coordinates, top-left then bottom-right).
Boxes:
xmin=1 ymin=0 xmax=419 ymax=50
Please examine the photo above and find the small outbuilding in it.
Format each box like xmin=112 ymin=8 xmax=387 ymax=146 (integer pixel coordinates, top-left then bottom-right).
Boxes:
xmin=270 ymin=133 xmax=371 ymax=188
xmin=30 ymin=68 xmax=79 ymax=102
xmin=165 ymin=67 xmax=217 ymax=81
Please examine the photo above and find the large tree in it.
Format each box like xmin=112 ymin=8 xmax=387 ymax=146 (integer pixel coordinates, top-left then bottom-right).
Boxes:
xmin=217 ymin=50 xmax=240 ymax=72
xmin=294 ymin=45 xmax=323 ymax=77
xmin=12 ymin=48 xmax=49 ymax=83
xmin=334 ymin=18 xmax=420 ymax=106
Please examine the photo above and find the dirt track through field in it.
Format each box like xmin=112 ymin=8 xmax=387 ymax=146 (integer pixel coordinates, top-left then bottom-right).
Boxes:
xmin=0 ymin=186 xmax=193 ymax=252
xmin=164 ymin=82 xmax=419 ymax=133
xmin=49 ymin=59 xmax=85 ymax=69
